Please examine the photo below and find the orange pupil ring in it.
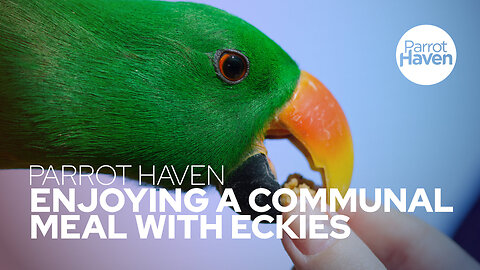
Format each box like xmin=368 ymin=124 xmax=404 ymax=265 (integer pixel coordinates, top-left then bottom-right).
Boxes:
xmin=218 ymin=53 xmax=247 ymax=81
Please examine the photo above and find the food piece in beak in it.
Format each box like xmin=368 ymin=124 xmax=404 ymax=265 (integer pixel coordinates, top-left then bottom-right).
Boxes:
xmin=224 ymin=71 xmax=354 ymax=219
xmin=280 ymin=173 xmax=318 ymax=206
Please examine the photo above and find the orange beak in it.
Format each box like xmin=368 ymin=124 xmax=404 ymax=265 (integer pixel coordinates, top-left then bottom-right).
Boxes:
xmin=268 ymin=71 xmax=354 ymax=197
xmin=224 ymin=71 xmax=353 ymax=218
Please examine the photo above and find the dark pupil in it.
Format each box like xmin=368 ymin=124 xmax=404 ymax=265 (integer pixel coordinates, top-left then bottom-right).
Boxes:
xmin=222 ymin=54 xmax=245 ymax=80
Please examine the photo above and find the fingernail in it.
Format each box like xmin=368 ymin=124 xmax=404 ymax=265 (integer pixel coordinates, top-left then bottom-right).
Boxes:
xmin=284 ymin=205 xmax=337 ymax=255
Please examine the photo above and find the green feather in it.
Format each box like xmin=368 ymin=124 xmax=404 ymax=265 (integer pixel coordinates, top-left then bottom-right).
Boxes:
xmin=0 ymin=0 xmax=300 ymax=188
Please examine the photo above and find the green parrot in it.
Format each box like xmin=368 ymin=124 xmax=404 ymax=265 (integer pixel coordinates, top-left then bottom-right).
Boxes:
xmin=0 ymin=0 xmax=353 ymax=217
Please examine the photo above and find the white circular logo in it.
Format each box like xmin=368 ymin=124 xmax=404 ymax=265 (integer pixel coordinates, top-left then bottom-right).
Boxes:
xmin=396 ymin=25 xmax=456 ymax=85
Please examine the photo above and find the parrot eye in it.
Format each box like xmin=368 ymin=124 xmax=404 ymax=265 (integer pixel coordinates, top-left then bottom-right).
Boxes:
xmin=214 ymin=49 xmax=249 ymax=84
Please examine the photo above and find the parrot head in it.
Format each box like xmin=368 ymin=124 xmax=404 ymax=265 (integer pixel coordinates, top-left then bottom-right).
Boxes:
xmin=0 ymin=0 xmax=353 ymax=218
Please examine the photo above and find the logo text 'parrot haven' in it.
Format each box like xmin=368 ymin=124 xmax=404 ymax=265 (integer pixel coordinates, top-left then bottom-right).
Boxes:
xmin=398 ymin=41 xmax=453 ymax=67
xmin=396 ymin=25 xmax=456 ymax=85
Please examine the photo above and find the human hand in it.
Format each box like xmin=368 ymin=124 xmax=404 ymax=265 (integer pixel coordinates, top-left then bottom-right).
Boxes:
xmin=282 ymin=202 xmax=480 ymax=270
